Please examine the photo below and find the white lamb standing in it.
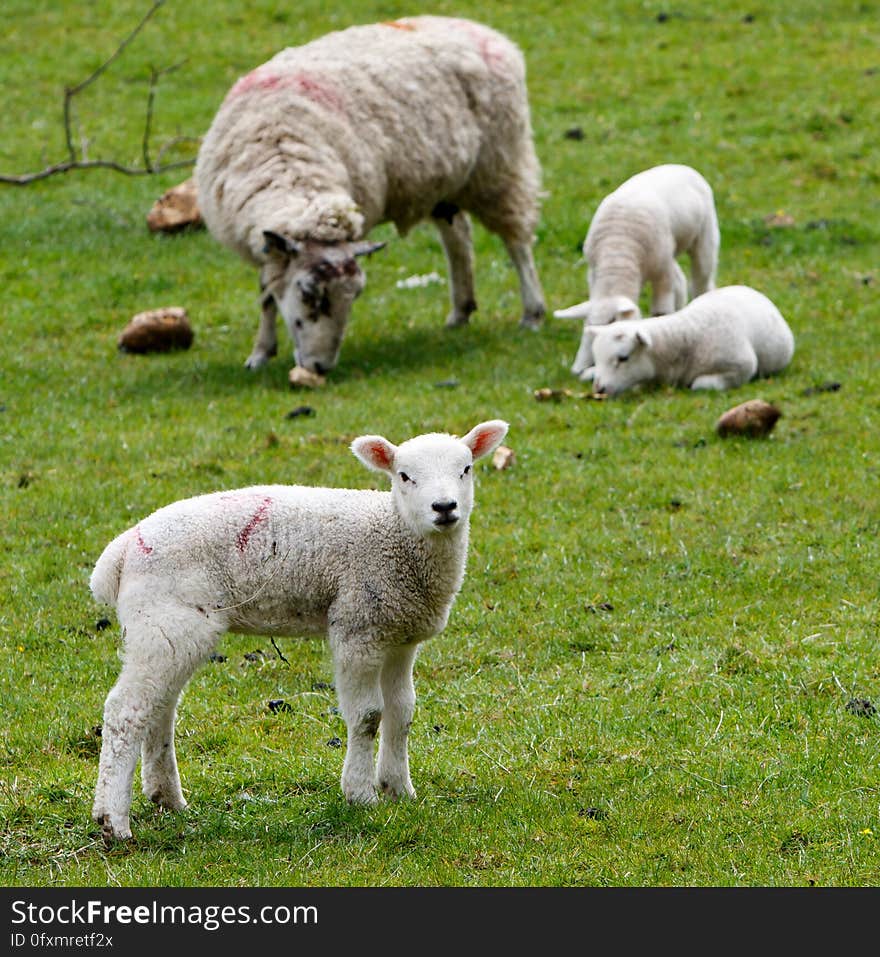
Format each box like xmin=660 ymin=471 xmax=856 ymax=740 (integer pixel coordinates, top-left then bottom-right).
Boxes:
xmin=195 ymin=16 xmax=545 ymax=376
xmin=587 ymin=285 xmax=794 ymax=396
xmin=553 ymin=163 xmax=721 ymax=381
xmin=89 ymin=419 xmax=509 ymax=842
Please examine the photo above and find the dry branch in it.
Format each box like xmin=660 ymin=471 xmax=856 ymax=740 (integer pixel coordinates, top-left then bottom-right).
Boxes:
xmin=0 ymin=1 xmax=199 ymax=185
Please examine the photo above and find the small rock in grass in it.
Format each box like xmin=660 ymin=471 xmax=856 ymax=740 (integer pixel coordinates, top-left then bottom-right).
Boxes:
xmin=118 ymin=307 xmax=194 ymax=354
xmin=268 ymin=699 xmax=292 ymax=714
xmin=289 ymin=365 xmax=326 ymax=389
xmin=715 ymin=399 xmax=781 ymax=438
xmin=492 ymin=445 xmax=516 ymax=470
xmin=285 ymin=405 xmax=315 ymax=419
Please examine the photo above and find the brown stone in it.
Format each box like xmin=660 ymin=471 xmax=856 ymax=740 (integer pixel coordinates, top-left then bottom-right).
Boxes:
xmin=118 ymin=307 xmax=194 ymax=353
xmin=715 ymin=399 xmax=782 ymax=438
xmin=146 ymin=177 xmax=203 ymax=233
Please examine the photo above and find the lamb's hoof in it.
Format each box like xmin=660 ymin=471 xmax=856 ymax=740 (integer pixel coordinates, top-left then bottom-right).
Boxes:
xmin=101 ymin=813 xmax=132 ymax=846
xmin=148 ymin=789 xmax=187 ymax=812
xmin=378 ymin=779 xmax=416 ymax=801
xmin=343 ymin=784 xmax=379 ymax=806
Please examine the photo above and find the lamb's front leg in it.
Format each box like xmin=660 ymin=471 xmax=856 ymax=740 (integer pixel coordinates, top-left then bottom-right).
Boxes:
xmin=376 ymin=644 xmax=419 ymax=800
xmin=331 ymin=638 xmax=384 ymax=805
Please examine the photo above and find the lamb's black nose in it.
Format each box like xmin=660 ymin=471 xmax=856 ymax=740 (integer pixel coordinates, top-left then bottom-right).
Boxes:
xmin=432 ymin=500 xmax=457 ymax=514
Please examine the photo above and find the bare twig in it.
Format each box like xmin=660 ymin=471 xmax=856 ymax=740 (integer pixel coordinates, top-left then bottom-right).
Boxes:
xmin=0 ymin=0 xmax=198 ymax=185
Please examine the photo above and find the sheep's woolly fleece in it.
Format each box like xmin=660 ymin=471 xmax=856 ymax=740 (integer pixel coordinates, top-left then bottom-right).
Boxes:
xmin=195 ymin=16 xmax=541 ymax=265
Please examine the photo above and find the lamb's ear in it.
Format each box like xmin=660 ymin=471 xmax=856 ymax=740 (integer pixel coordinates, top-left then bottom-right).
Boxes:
xmin=460 ymin=420 xmax=509 ymax=461
xmin=351 ymin=435 xmax=397 ymax=473
xmin=263 ymin=231 xmax=301 ymax=258
xmin=351 ymin=240 xmax=387 ymax=258
xmin=634 ymin=327 xmax=652 ymax=349
xmin=615 ymin=297 xmax=640 ymax=322
xmin=553 ymin=300 xmax=591 ymax=320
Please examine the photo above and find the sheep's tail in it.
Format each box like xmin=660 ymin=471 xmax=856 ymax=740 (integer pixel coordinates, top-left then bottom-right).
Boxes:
xmin=89 ymin=531 xmax=130 ymax=607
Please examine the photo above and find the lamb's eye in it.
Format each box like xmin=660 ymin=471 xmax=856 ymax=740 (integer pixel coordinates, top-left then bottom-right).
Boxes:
xmin=618 ymin=354 xmax=629 ymax=363
xmin=462 ymin=465 xmax=471 ymax=478
xmin=399 ymin=471 xmax=411 ymax=483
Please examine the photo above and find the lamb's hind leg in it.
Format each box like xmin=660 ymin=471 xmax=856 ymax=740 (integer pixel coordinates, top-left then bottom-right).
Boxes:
xmin=93 ymin=609 xmax=218 ymax=842
xmin=689 ymin=216 xmax=720 ymax=296
xmin=376 ymin=644 xmax=419 ymax=800
xmin=140 ymin=687 xmax=187 ymax=813
xmin=432 ymin=203 xmax=477 ymax=328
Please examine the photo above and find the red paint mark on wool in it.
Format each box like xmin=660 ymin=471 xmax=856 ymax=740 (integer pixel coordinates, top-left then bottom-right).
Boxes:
xmin=236 ymin=496 xmax=273 ymax=552
xmin=382 ymin=20 xmax=417 ymax=31
xmin=448 ymin=19 xmax=510 ymax=73
xmin=228 ymin=67 xmax=345 ymax=113
xmin=134 ymin=527 xmax=153 ymax=555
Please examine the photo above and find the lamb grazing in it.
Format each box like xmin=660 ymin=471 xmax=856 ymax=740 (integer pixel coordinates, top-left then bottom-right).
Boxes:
xmin=195 ymin=16 xmax=545 ymax=376
xmin=587 ymin=285 xmax=794 ymax=396
xmin=89 ymin=419 xmax=509 ymax=842
xmin=553 ymin=164 xmax=720 ymax=381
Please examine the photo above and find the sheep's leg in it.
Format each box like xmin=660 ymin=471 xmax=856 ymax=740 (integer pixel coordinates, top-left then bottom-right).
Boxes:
xmin=432 ymin=205 xmax=478 ymax=328
xmin=503 ymin=238 xmax=546 ymax=329
xmin=245 ymin=273 xmax=279 ymax=369
xmin=93 ymin=610 xmax=218 ymax=841
xmin=376 ymin=644 xmax=419 ymax=800
xmin=140 ymin=690 xmax=187 ymax=813
xmin=331 ymin=640 xmax=384 ymax=805
xmin=689 ymin=225 xmax=720 ymax=296
xmin=651 ymin=264 xmax=686 ymax=315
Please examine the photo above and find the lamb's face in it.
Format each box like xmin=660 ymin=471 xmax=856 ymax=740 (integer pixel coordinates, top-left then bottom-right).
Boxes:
xmin=390 ymin=436 xmax=477 ymax=537
xmin=263 ymin=235 xmax=385 ymax=374
xmin=591 ymin=325 xmax=655 ymax=396
xmin=350 ymin=421 xmax=509 ymax=539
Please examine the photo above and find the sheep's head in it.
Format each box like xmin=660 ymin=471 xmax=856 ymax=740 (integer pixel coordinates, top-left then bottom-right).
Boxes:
xmin=351 ymin=420 xmax=509 ymax=537
xmin=262 ymin=232 xmax=386 ymax=374
xmin=589 ymin=323 xmax=655 ymax=397
xmin=554 ymin=296 xmax=641 ymax=380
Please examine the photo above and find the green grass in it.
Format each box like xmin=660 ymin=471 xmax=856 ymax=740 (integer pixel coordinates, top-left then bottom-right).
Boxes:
xmin=1 ymin=0 xmax=878 ymax=887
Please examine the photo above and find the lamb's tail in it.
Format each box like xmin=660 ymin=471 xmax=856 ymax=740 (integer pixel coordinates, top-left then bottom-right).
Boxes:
xmin=89 ymin=531 xmax=130 ymax=607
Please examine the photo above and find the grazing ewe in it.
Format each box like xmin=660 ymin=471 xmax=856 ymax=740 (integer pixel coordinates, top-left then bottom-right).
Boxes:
xmin=195 ymin=16 xmax=546 ymax=375
xmin=554 ymin=164 xmax=720 ymax=380
xmin=588 ymin=285 xmax=794 ymax=396
xmin=89 ymin=420 xmax=509 ymax=842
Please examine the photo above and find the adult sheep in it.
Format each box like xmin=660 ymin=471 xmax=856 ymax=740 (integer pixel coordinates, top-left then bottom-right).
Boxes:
xmin=195 ymin=16 xmax=546 ymax=376
xmin=89 ymin=419 xmax=509 ymax=842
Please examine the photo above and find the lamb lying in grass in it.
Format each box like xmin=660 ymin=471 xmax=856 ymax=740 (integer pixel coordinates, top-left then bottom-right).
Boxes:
xmin=554 ymin=164 xmax=720 ymax=381
xmin=89 ymin=419 xmax=509 ymax=842
xmin=588 ymin=285 xmax=794 ymax=396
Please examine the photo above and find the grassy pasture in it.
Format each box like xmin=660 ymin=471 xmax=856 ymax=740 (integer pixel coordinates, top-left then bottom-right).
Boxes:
xmin=0 ymin=0 xmax=878 ymax=887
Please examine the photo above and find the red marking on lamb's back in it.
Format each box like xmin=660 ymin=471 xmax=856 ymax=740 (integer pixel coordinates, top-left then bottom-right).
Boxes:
xmin=135 ymin=527 xmax=153 ymax=555
xmin=227 ymin=67 xmax=345 ymax=113
xmin=236 ymin=496 xmax=273 ymax=553
xmin=382 ymin=20 xmax=417 ymax=31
